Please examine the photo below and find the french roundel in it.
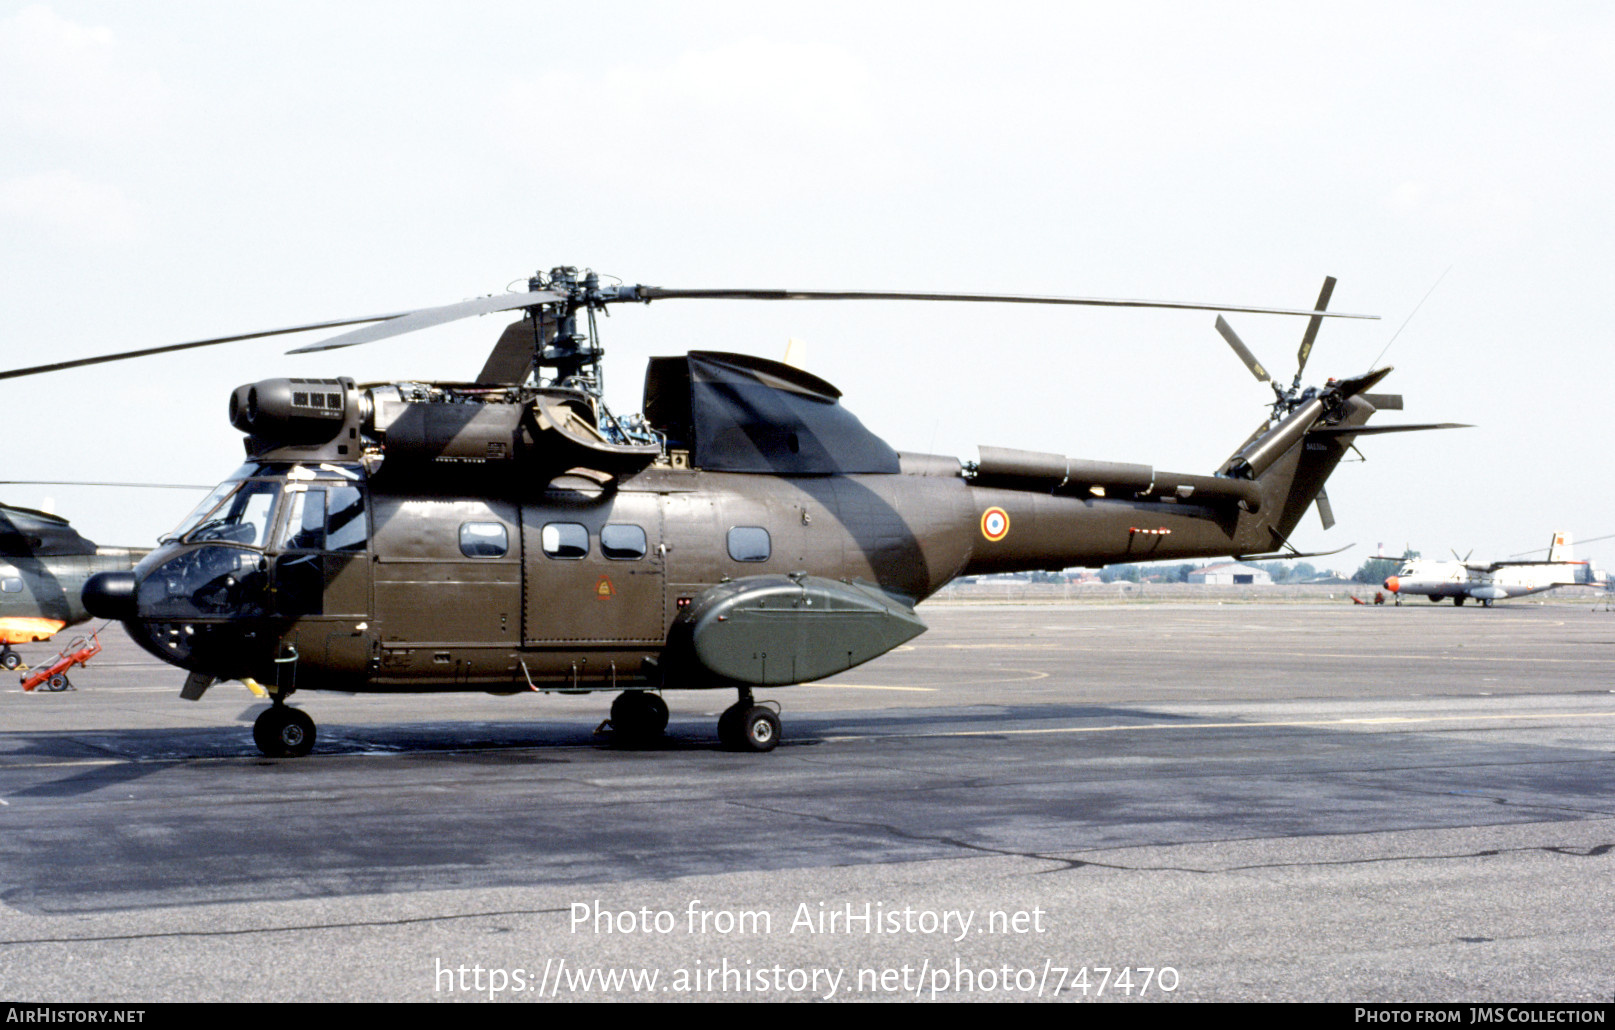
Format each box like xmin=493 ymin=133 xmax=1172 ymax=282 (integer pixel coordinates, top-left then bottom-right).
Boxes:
xmin=980 ymin=507 xmax=1010 ymax=542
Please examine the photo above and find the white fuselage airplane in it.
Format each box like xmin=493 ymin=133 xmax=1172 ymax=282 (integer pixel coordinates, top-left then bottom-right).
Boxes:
xmin=1384 ymin=533 xmax=1596 ymax=606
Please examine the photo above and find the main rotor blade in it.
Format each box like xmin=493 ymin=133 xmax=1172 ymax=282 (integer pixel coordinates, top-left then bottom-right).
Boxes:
xmin=1215 ymin=316 xmax=1272 ymax=383
xmin=1293 ymin=276 xmax=1336 ymax=385
xmin=287 ymin=290 xmax=567 ymax=354
xmin=0 ymin=480 xmax=212 ymax=489
xmin=635 ymin=286 xmax=1379 ymax=321
xmin=0 ymin=311 xmax=412 ymax=382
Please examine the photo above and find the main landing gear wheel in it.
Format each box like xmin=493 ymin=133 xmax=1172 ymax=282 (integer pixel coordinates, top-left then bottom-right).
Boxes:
xmin=609 ymin=691 xmax=670 ymax=744
xmin=717 ymin=698 xmax=781 ymax=753
xmin=253 ymin=705 xmax=316 ymax=757
xmin=0 ymin=648 xmax=21 ymax=671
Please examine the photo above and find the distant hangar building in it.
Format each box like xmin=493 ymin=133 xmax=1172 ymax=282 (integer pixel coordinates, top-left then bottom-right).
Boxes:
xmin=1188 ymin=562 xmax=1272 ymax=586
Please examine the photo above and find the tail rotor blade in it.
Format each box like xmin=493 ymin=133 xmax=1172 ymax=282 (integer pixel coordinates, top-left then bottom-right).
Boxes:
xmin=1216 ymin=316 xmax=1272 ymax=383
xmin=1316 ymin=486 xmax=1336 ymax=531
xmin=1293 ymin=276 xmax=1336 ymax=386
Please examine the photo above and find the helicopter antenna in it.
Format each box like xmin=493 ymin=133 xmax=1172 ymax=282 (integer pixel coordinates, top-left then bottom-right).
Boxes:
xmin=1367 ymin=266 xmax=1450 ymax=372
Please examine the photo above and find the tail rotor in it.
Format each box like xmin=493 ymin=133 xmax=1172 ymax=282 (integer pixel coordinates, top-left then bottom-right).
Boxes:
xmin=1217 ymin=276 xmax=1345 ymax=424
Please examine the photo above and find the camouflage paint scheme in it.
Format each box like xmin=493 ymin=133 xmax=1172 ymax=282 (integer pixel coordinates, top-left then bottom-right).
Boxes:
xmin=0 ymin=503 xmax=142 ymax=658
xmin=96 ymin=351 xmax=1379 ymax=698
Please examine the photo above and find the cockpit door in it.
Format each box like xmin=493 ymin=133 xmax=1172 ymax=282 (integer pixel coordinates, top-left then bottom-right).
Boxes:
xmin=272 ymin=481 xmax=374 ymax=677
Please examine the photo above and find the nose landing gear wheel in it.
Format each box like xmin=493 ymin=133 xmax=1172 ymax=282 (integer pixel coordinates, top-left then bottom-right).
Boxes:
xmin=253 ymin=705 xmax=316 ymax=757
xmin=609 ymin=691 xmax=670 ymax=744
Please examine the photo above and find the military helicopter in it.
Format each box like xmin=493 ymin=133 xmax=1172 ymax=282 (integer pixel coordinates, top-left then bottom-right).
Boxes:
xmin=11 ymin=268 xmax=1462 ymax=755
xmin=0 ymin=497 xmax=150 ymax=672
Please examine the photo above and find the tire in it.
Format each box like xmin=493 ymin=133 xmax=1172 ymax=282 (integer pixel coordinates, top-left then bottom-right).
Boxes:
xmin=253 ymin=706 xmax=316 ymax=757
xmin=1 ymin=651 xmax=20 ymax=671
xmin=717 ymin=706 xmax=742 ymax=748
xmin=736 ymin=706 xmax=781 ymax=753
xmin=610 ymin=691 xmax=669 ymax=743
xmin=46 ymin=673 xmax=69 ymax=692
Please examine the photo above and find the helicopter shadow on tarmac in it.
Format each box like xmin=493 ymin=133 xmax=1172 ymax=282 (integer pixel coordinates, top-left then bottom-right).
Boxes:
xmin=0 ymin=701 xmax=1200 ymax=791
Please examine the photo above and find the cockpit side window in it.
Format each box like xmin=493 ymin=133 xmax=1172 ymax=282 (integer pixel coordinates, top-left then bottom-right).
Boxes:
xmin=280 ymin=489 xmax=328 ymax=550
xmin=277 ymin=484 xmax=368 ymax=553
xmin=326 ymin=485 xmax=367 ymax=552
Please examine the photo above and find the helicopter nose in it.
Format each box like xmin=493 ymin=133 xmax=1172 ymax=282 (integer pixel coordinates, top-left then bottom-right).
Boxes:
xmin=1384 ymin=576 xmax=1400 ymax=593
xmin=84 ymin=571 xmax=138 ymax=620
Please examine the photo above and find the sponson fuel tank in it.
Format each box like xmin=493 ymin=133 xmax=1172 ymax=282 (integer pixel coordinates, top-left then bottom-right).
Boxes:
xmin=667 ymin=574 xmax=927 ymax=687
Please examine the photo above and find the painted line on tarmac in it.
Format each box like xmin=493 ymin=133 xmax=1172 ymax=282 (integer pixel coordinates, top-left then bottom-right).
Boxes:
xmin=918 ymin=642 xmax=1610 ymax=665
xmin=817 ymin=668 xmax=1048 ymax=690
xmin=821 ymin=709 xmax=1615 ymax=742
xmin=812 ymin=684 xmax=938 ymax=692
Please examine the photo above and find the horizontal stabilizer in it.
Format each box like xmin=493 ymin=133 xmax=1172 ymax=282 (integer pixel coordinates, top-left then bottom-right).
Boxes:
xmin=1234 ymin=543 xmax=1355 ymax=562
xmin=1307 ymin=422 xmax=1472 ymax=437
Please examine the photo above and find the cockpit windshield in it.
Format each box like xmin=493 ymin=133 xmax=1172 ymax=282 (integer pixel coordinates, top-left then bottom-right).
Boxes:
xmin=169 ymin=477 xmax=284 ymax=550
xmin=163 ymin=465 xmax=260 ymax=544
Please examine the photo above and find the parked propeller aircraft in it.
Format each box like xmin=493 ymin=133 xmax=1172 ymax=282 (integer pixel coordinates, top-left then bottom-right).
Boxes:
xmin=1383 ymin=533 xmax=1596 ymax=606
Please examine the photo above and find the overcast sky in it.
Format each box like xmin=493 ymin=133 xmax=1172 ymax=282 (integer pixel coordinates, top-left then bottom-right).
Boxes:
xmin=2 ymin=1 xmax=1611 ymax=572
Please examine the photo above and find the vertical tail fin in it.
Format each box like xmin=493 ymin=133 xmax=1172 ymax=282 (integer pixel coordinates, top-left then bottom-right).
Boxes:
xmin=1548 ymin=531 xmax=1573 ymax=563
xmin=1221 ymin=391 xmax=1377 ymax=552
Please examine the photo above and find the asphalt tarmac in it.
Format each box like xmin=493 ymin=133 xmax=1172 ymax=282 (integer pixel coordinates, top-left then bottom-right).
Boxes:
xmin=0 ymin=601 xmax=1610 ymax=1003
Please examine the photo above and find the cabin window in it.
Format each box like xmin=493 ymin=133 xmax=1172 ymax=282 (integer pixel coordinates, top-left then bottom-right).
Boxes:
xmin=541 ymin=522 xmax=589 ymax=560
xmin=460 ymin=521 xmax=510 ymax=558
xmin=727 ymin=526 xmax=771 ymax=562
xmin=601 ymin=524 xmax=647 ymax=561
xmin=0 ymin=578 xmax=21 ymax=593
